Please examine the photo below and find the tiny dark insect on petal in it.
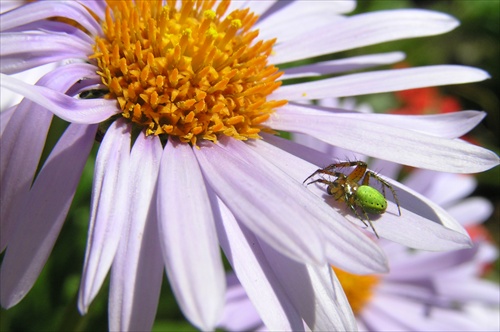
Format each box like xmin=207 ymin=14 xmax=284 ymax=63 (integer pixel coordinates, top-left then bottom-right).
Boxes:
xmin=79 ymin=89 xmax=108 ymax=99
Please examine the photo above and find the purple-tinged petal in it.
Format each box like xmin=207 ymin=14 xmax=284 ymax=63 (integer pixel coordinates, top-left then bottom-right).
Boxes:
xmin=4 ymin=20 xmax=94 ymax=45
xmin=212 ymin=196 xmax=304 ymax=331
xmin=1 ymin=63 xmax=57 ymax=109
xmin=273 ymin=66 xmax=489 ymax=101
xmin=367 ymin=159 xmax=403 ymax=180
xmin=235 ymin=0 xmax=277 ymax=16
xmin=430 ymin=174 xmax=476 ymax=206
xmin=0 ymin=1 xmax=19 ymax=13
xmin=157 ymin=138 xmax=225 ymax=330
xmin=386 ymin=178 xmax=470 ymax=238
xmin=267 ymin=106 xmax=500 ymax=173
xmin=272 ymin=9 xmax=459 ymax=64
xmin=194 ymin=138 xmax=325 ymax=265
xmin=2 ymin=32 xmax=91 ymax=55
xmin=0 ymin=1 xmax=101 ymax=36
xmin=266 ymin=129 xmax=362 ymax=168
xmin=0 ymin=123 xmax=96 ymax=308
xmin=256 ymin=1 xmax=351 ymax=43
xmin=403 ymin=169 xmax=476 ymax=204
xmin=260 ymin=134 xmax=471 ymax=251
xmin=447 ymin=197 xmax=493 ymax=227
xmin=345 ymin=181 xmax=472 ymax=251
xmin=0 ymin=101 xmax=53 ymax=252
xmin=365 ymin=293 xmax=479 ymax=331
xmin=385 ymin=247 xmax=478 ymax=281
xmin=278 ymin=103 xmax=484 ymax=139
xmin=0 ymin=74 xmax=119 ymax=123
xmin=0 ymin=105 xmax=15 ymax=134
xmin=76 ymin=0 xmax=106 ymax=21
xmin=258 ymin=238 xmax=357 ymax=331
xmin=218 ymin=272 xmax=265 ymax=331
xmin=330 ymin=268 xmax=358 ymax=329
xmin=282 ymin=52 xmax=405 ymax=80
xmin=78 ymin=119 xmax=131 ymax=314
xmin=434 ymin=241 xmax=498 ymax=279
xmin=109 ymin=133 xmax=163 ymax=332
xmin=1 ymin=63 xmax=99 ymax=251
xmin=375 ymin=282 xmax=435 ymax=304
xmin=246 ymin=137 xmax=388 ymax=274
xmin=436 ymin=278 xmax=500 ymax=306
xmin=1 ymin=33 xmax=91 ymax=74
xmin=348 ymin=111 xmax=484 ymax=139
xmin=361 ymin=299 xmax=407 ymax=332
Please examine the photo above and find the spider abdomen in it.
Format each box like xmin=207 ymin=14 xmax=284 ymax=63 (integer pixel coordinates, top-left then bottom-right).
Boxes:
xmin=356 ymin=185 xmax=387 ymax=214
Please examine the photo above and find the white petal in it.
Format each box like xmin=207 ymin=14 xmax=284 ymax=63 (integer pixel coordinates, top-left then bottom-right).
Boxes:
xmin=404 ymin=170 xmax=477 ymax=206
xmin=249 ymin=136 xmax=388 ymax=274
xmin=0 ymin=105 xmax=15 ymax=134
xmin=0 ymin=124 xmax=95 ymax=308
xmin=194 ymin=138 xmax=326 ymax=265
xmin=282 ymin=52 xmax=406 ymax=80
xmin=341 ymin=111 xmax=485 ymax=139
xmin=1 ymin=63 xmax=97 ymax=251
xmin=76 ymin=0 xmax=106 ymax=20
xmin=272 ymin=66 xmax=489 ymax=101
xmin=109 ymin=133 xmax=164 ymax=332
xmin=1 ymin=63 xmax=57 ymax=110
xmin=288 ymin=105 xmax=485 ymax=139
xmin=348 ymin=180 xmax=472 ymax=251
xmin=157 ymin=138 xmax=225 ymax=331
xmin=213 ymin=196 xmax=304 ymax=330
xmin=447 ymin=197 xmax=494 ymax=227
xmin=437 ymin=278 xmax=500 ymax=305
xmin=0 ymin=1 xmax=100 ymax=35
xmin=217 ymin=272 xmax=265 ymax=331
xmin=0 ymin=102 xmax=53 ymax=251
xmin=258 ymin=238 xmax=357 ymax=331
xmin=260 ymin=134 xmax=471 ymax=251
xmin=257 ymin=1 xmax=351 ymax=43
xmin=272 ymin=9 xmax=459 ymax=64
xmin=267 ymin=106 xmax=500 ymax=173
xmin=78 ymin=120 xmax=131 ymax=314
xmin=0 ymin=73 xmax=119 ymax=123
xmin=238 ymin=0 xmax=277 ymax=16
xmin=365 ymin=293 xmax=479 ymax=331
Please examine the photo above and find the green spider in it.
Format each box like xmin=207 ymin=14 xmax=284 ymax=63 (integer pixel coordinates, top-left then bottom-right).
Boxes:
xmin=304 ymin=161 xmax=402 ymax=238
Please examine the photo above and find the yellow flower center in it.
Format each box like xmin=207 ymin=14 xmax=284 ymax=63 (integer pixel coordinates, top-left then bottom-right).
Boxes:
xmin=333 ymin=267 xmax=380 ymax=315
xmin=91 ymin=0 xmax=286 ymax=145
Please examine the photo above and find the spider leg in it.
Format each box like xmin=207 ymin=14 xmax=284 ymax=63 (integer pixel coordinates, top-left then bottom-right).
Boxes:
xmin=345 ymin=161 xmax=367 ymax=183
xmin=348 ymin=200 xmax=380 ymax=239
xmin=303 ymin=168 xmax=346 ymax=184
xmin=351 ymin=205 xmax=369 ymax=228
xmin=303 ymin=161 xmax=367 ymax=184
xmin=365 ymin=171 xmax=402 ymax=216
xmin=363 ymin=212 xmax=380 ymax=239
xmin=306 ymin=178 xmax=333 ymax=187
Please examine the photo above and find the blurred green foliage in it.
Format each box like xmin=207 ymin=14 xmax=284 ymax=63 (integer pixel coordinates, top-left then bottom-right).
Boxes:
xmin=1 ymin=1 xmax=499 ymax=331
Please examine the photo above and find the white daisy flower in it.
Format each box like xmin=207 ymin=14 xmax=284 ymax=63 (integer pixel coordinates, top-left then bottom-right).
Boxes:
xmin=1 ymin=1 xmax=498 ymax=330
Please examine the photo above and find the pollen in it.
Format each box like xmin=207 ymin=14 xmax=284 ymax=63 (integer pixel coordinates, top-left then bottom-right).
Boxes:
xmin=333 ymin=267 xmax=380 ymax=315
xmin=91 ymin=0 xmax=286 ymax=145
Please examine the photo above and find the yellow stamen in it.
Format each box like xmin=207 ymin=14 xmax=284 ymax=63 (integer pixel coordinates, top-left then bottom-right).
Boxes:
xmin=333 ymin=267 xmax=380 ymax=315
xmin=92 ymin=0 xmax=285 ymax=145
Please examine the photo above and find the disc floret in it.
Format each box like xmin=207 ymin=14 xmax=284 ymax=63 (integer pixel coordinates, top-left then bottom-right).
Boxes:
xmin=333 ymin=267 xmax=380 ymax=315
xmin=91 ymin=0 xmax=286 ymax=145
